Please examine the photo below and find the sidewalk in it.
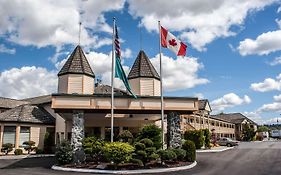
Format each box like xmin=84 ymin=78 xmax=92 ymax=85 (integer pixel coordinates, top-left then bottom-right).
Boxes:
xmin=196 ymin=146 xmax=234 ymax=153
xmin=0 ymin=154 xmax=54 ymax=160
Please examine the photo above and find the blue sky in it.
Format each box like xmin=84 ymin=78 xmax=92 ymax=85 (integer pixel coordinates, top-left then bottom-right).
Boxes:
xmin=0 ymin=0 xmax=281 ymax=124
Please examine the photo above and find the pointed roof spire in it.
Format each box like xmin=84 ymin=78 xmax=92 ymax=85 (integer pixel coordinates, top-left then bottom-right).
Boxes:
xmin=128 ymin=50 xmax=160 ymax=80
xmin=58 ymin=45 xmax=95 ymax=78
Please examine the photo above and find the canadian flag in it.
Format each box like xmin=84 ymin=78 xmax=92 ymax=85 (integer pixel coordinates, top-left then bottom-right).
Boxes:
xmin=161 ymin=26 xmax=187 ymax=56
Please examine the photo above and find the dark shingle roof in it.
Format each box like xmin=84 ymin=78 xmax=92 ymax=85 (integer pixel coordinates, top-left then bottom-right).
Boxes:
xmin=0 ymin=97 xmax=29 ymax=109
xmin=0 ymin=104 xmax=55 ymax=124
xmin=21 ymin=95 xmax=52 ymax=105
xmin=95 ymin=83 xmax=129 ymax=96
xmin=211 ymin=113 xmax=257 ymax=125
xmin=199 ymin=99 xmax=207 ymax=110
xmin=128 ymin=50 xmax=160 ymax=80
xmin=58 ymin=45 xmax=95 ymax=78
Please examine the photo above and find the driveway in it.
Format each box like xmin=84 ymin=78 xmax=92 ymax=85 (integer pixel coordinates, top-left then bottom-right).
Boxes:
xmin=0 ymin=141 xmax=281 ymax=175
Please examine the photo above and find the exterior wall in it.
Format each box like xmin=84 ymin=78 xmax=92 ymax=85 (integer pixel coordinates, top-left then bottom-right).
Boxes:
xmin=58 ymin=75 xmax=68 ymax=93
xmin=83 ymin=75 xmax=94 ymax=94
xmin=63 ymin=115 xmax=155 ymax=141
xmin=58 ymin=74 xmax=94 ymax=95
xmin=52 ymin=95 xmax=198 ymax=112
xmin=153 ymin=79 xmax=160 ymax=96
xmin=129 ymin=78 xmax=140 ymax=95
xmin=0 ymin=123 xmax=54 ymax=154
xmin=129 ymin=78 xmax=160 ymax=96
xmin=181 ymin=114 xmax=236 ymax=139
xmin=68 ymin=74 xmax=83 ymax=94
xmin=43 ymin=104 xmax=65 ymax=143
xmin=140 ymin=78 xmax=154 ymax=96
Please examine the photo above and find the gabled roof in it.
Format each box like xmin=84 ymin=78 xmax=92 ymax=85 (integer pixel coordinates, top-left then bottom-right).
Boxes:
xmin=0 ymin=97 xmax=29 ymax=109
xmin=199 ymin=99 xmax=212 ymax=111
xmin=95 ymin=83 xmax=129 ymax=96
xmin=0 ymin=104 xmax=55 ymax=124
xmin=128 ymin=50 xmax=160 ymax=80
xmin=211 ymin=113 xmax=257 ymax=125
xmin=58 ymin=45 xmax=95 ymax=78
xmin=21 ymin=95 xmax=52 ymax=105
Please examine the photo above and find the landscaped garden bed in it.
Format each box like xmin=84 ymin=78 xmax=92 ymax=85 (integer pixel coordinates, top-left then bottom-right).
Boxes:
xmin=54 ymin=124 xmax=197 ymax=171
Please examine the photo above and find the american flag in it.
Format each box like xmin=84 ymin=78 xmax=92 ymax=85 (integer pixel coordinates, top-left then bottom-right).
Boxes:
xmin=115 ymin=25 xmax=121 ymax=59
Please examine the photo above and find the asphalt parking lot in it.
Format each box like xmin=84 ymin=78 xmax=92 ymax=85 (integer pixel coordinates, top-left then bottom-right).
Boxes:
xmin=0 ymin=141 xmax=281 ymax=175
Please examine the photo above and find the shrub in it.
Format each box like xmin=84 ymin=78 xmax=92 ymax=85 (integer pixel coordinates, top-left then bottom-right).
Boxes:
xmin=171 ymin=148 xmax=186 ymax=161
xmin=44 ymin=132 xmax=54 ymax=154
xmin=103 ymin=142 xmax=134 ymax=168
xmin=55 ymin=140 xmax=73 ymax=165
xmin=184 ymin=130 xmax=204 ymax=149
xmin=1 ymin=143 xmax=14 ymax=155
xmin=182 ymin=140 xmax=196 ymax=162
xmin=242 ymin=124 xmax=256 ymax=141
xmin=137 ymin=124 xmax=162 ymax=149
xmin=158 ymin=149 xmax=177 ymax=163
xmin=118 ymin=130 xmax=133 ymax=143
xmin=130 ymin=158 xmax=143 ymax=166
xmin=133 ymin=138 xmax=158 ymax=167
xmin=134 ymin=142 xmax=145 ymax=150
xmin=82 ymin=137 xmax=104 ymax=162
xmin=36 ymin=148 xmax=44 ymax=154
xmin=139 ymin=138 xmax=154 ymax=147
xmin=256 ymin=135 xmax=264 ymax=141
xmin=201 ymin=129 xmax=211 ymax=148
xmin=23 ymin=141 xmax=36 ymax=154
xmin=14 ymin=149 xmax=23 ymax=155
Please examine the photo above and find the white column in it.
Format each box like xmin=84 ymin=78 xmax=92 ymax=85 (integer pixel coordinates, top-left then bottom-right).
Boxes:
xmin=0 ymin=124 xmax=4 ymax=150
xmin=15 ymin=124 xmax=20 ymax=149
xmin=101 ymin=127 xmax=105 ymax=139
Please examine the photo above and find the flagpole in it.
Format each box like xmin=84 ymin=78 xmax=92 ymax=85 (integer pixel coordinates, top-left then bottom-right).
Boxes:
xmin=158 ymin=21 xmax=165 ymax=149
xmin=111 ymin=17 xmax=116 ymax=142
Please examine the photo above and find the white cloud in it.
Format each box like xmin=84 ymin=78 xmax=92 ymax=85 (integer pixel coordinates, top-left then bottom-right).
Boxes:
xmin=238 ymin=30 xmax=281 ymax=56
xmin=276 ymin=19 xmax=281 ymax=28
xmin=194 ymin=93 xmax=204 ymax=99
xmin=211 ymin=93 xmax=251 ymax=112
xmin=258 ymin=102 xmax=281 ymax=113
xmin=128 ymin=0 xmax=276 ymax=51
xmin=0 ymin=66 xmax=57 ymax=99
xmin=278 ymin=6 xmax=281 ymax=13
xmin=0 ymin=44 xmax=16 ymax=54
xmin=150 ymin=54 xmax=209 ymax=91
xmin=268 ymin=56 xmax=281 ymax=66
xmin=242 ymin=111 xmax=263 ymax=124
xmin=257 ymin=94 xmax=281 ymax=113
xmin=250 ymin=74 xmax=281 ymax=92
xmin=122 ymin=48 xmax=133 ymax=59
xmin=273 ymin=94 xmax=281 ymax=102
xmin=0 ymin=0 xmax=125 ymax=48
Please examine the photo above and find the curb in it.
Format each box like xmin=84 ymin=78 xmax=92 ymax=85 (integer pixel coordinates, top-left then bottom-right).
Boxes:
xmin=52 ymin=161 xmax=197 ymax=174
xmin=196 ymin=147 xmax=234 ymax=153
xmin=0 ymin=154 xmax=54 ymax=160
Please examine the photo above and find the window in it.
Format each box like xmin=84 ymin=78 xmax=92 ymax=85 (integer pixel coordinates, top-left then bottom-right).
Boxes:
xmin=3 ymin=126 xmax=16 ymax=145
xmin=19 ymin=127 xmax=30 ymax=146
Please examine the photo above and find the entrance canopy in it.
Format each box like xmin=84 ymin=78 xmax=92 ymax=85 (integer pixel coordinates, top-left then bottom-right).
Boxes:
xmin=51 ymin=94 xmax=198 ymax=114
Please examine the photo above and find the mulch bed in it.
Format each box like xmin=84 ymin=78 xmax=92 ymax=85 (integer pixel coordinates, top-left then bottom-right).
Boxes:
xmin=63 ymin=161 xmax=192 ymax=170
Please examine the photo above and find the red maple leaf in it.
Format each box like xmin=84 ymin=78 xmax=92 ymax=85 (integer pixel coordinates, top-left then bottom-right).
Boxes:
xmin=168 ymin=39 xmax=177 ymax=46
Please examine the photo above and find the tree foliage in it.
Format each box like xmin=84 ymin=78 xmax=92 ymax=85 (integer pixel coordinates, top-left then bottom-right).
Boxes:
xmin=55 ymin=140 xmax=73 ymax=165
xmin=103 ymin=142 xmax=134 ymax=168
xmin=137 ymin=124 xmax=162 ymax=149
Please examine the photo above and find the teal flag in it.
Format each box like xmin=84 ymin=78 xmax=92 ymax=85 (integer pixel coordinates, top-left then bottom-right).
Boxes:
xmin=114 ymin=25 xmax=137 ymax=98
xmin=115 ymin=57 xmax=137 ymax=98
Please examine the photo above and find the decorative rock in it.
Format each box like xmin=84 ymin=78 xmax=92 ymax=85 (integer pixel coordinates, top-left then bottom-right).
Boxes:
xmin=71 ymin=110 xmax=85 ymax=164
xmin=167 ymin=112 xmax=182 ymax=148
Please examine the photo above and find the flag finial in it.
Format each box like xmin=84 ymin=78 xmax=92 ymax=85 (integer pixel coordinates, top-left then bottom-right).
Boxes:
xmin=78 ymin=22 xmax=82 ymax=45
